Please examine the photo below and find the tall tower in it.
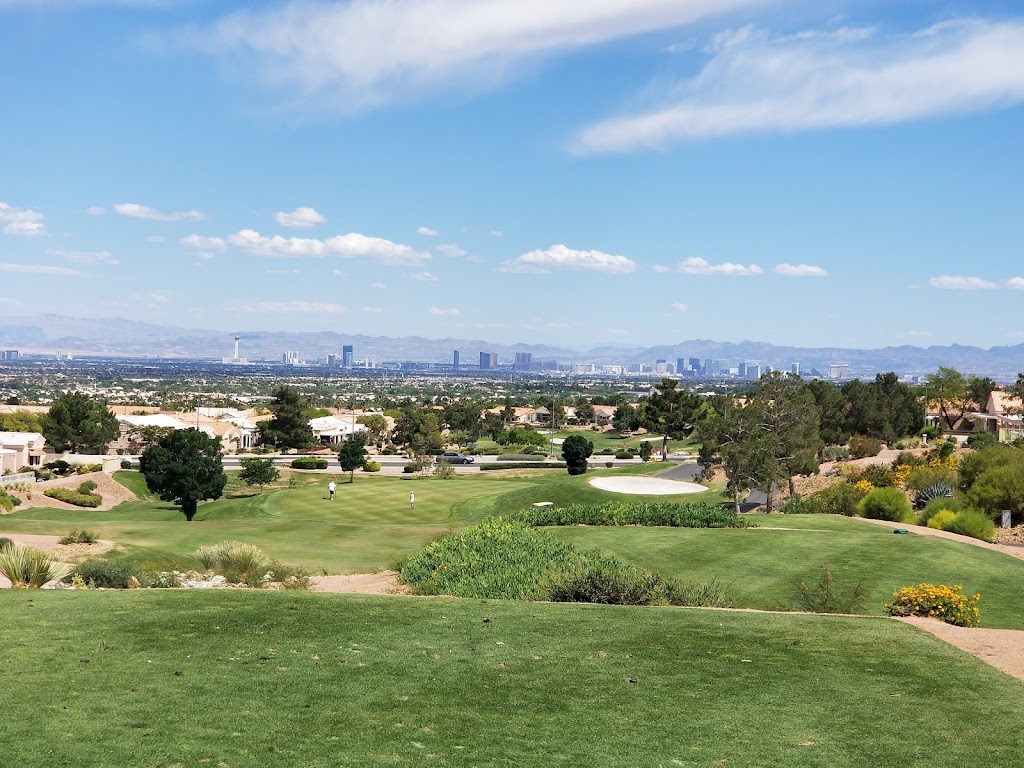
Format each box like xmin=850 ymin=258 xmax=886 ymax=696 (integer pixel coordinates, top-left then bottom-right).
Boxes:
xmin=342 ymin=345 xmax=354 ymax=368
xmin=233 ymin=335 xmax=240 ymax=359
xmin=453 ymin=350 xmax=460 ymax=370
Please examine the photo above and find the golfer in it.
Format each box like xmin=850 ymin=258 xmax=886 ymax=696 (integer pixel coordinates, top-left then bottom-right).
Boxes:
xmin=409 ymin=490 xmax=415 ymax=510
xmin=328 ymin=479 xmax=336 ymax=501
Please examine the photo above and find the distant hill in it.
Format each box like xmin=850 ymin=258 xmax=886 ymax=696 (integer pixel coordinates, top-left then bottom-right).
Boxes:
xmin=1 ymin=314 xmax=1022 ymax=379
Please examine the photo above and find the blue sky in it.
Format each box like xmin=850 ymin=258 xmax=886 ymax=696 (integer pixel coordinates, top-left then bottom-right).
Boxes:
xmin=1 ymin=0 xmax=1022 ymax=350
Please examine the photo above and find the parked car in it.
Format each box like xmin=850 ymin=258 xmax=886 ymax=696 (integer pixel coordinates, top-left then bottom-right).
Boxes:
xmin=438 ymin=451 xmax=474 ymax=465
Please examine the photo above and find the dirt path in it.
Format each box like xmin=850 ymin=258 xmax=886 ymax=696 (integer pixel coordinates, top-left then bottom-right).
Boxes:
xmin=309 ymin=571 xmax=409 ymax=595
xmin=896 ymin=616 xmax=1024 ymax=682
xmin=853 ymin=517 xmax=1024 ymax=561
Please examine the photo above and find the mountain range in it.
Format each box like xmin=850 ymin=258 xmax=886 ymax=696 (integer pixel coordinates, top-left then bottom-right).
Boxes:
xmin=1 ymin=314 xmax=1023 ymax=379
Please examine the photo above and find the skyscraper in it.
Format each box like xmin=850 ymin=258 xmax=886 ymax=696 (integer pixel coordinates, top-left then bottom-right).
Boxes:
xmin=342 ymin=345 xmax=354 ymax=368
xmin=479 ymin=351 xmax=497 ymax=369
xmin=514 ymin=352 xmax=532 ymax=369
xmin=453 ymin=350 xmax=460 ymax=370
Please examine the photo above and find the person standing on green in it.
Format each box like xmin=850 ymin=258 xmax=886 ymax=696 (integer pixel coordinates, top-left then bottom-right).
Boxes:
xmin=409 ymin=490 xmax=415 ymax=510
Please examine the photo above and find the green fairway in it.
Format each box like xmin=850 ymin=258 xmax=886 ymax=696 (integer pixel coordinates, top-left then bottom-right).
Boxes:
xmin=548 ymin=514 xmax=1024 ymax=629
xmin=0 ymin=591 xmax=1020 ymax=767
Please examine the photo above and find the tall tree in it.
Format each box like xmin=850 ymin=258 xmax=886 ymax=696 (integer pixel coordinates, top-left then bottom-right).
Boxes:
xmin=966 ymin=375 xmax=998 ymax=411
xmin=807 ymin=379 xmax=850 ymax=446
xmin=357 ymin=414 xmax=389 ymax=448
xmin=926 ymin=367 xmax=968 ymax=431
xmin=442 ymin=401 xmax=483 ymax=440
xmin=338 ymin=433 xmax=368 ymax=483
xmin=41 ymin=391 xmax=119 ymax=453
xmin=696 ymin=400 xmax=778 ymax=514
xmin=140 ymin=428 xmax=227 ymax=521
xmin=640 ymin=378 xmax=700 ymax=461
xmin=239 ymin=456 xmax=279 ymax=493
xmin=755 ymin=373 xmax=822 ymax=505
xmin=612 ymin=403 xmax=641 ymax=433
xmin=561 ymin=434 xmax=593 ymax=476
xmin=258 ymin=386 xmax=315 ymax=450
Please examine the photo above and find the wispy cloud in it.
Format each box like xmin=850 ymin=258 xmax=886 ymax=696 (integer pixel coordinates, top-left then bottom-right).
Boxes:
xmin=671 ymin=257 xmax=762 ymax=276
xmin=575 ymin=20 xmax=1024 ymax=153
xmin=227 ymin=229 xmax=429 ymax=265
xmin=1007 ymin=277 xmax=1024 ymax=291
xmin=436 ymin=243 xmax=467 ymax=258
xmin=184 ymin=0 xmax=766 ymax=112
xmin=85 ymin=206 xmax=106 ymax=215
xmin=417 ymin=226 xmax=439 ymax=237
xmin=243 ymin=301 xmax=346 ymax=314
xmin=775 ymin=263 xmax=827 ymax=278
xmin=275 ymin=207 xmax=326 ymax=228
xmin=0 ymin=201 xmax=47 ymax=237
xmin=500 ymin=244 xmax=636 ymax=274
xmin=671 ymin=302 xmax=688 ymax=313
xmin=114 ymin=202 xmax=206 ymax=222
xmin=0 ymin=263 xmax=78 ymax=276
xmin=180 ymin=234 xmax=227 ymax=251
xmin=408 ymin=271 xmax=440 ymax=282
xmin=928 ymin=275 xmax=998 ymax=290
xmin=47 ymin=248 xmax=119 ymax=265
xmin=430 ymin=306 xmax=460 ymax=316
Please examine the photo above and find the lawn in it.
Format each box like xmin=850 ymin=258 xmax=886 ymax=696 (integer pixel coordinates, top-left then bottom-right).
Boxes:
xmin=473 ymin=428 xmax=699 ymax=456
xmin=548 ymin=514 xmax=1024 ymax=629
xmin=0 ymin=590 xmax=1021 ymax=767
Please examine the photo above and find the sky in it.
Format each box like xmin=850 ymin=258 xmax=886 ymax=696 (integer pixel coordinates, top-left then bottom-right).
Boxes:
xmin=1 ymin=0 xmax=1022 ymax=351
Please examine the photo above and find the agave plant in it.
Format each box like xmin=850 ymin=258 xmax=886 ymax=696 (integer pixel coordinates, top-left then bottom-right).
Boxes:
xmin=914 ymin=482 xmax=954 ymax=510
xmin=0 ymin=545 xmax=73 ymax=588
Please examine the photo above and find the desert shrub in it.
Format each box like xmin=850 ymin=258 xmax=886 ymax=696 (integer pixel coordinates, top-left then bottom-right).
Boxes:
xmin=913 ymin=481 xmax=954 ymax=510
xmin=849 ymin=434 xmax=882 ymax=459
xmin=927 ymin=437 xmax=958 ymax=462
xmin=857 ymin=486 xmax=912 ymax=522
xmin=808 ymin=481 xmax=864 ymax=516
xmin=497 ymin=454 xmax=545 ymax=462
xmin=966 ymin=431 xmax=999 ymax=450
xmin=540 ymin=560 xmax=732 ymax=607
xmin=918 ymin=497 xmax=963 ymax=526
xmin=479 ymin=462 xmax=566 ymax=471
xmin=120 ymin=459 xmax=134 ymax=469
xmin=433 ymin=461 xmax=455 ymax=479
xmin=0 ymin=545 xmax=73 ymax=587
xmin=0 ymin=489 xmax=15 ymax=512
xmin=362 ymin=460 xmax=381 ymax=472
xmin=886 ymin=583 xmax=980 ymax=626
xmin=614 ymin=450 xmax=633 ymax=460
xmin=195 ymin=541 xmax=272 ymax=586
xmin=778 ymin=496 xmax=825 ymax=515
xmin=381 ymin=446 xmax=397 ymax=455
xmin=789 ymin=564 xmax=867 ymax=614
xmin=516 ymin=500 xmax=748 ymax=528
xmin=920 ymin=425 xmax=942 ymax=440
xmin=68 ymin=558 xmax=143 ymax=589
xmin=44 ymin=460 xmax=73 ymax=476
xmin=0 ymin=537 xmax=13 ymax=551
xmin=894 ymin=437 xmax=922 ymax=450
xmin=905 ymin=465 xmax=957 ymax=493
xmin=33 ymin=468 xmax=53 ymax=481
xmin=820 ymin=445 xmax=850 ymax=462
xmin=290 ymin=457 xmax=328 ymax=469
xmin=77 ymin=480 xmax=98 ymax=493
xmin=927 ymin=510 xmax=956 ymax=530
xmin=944 ymin=509 xmax=996 ymax=542
xmin=605 ymin=461 xmax=614 ymax=468
xmin=193 ymin=545 xmax=219 ymax=571
xmin=403 ymin=461 xmax=423 ymax=474
xmin=44 ymin=487 xmax=102 ymax=508
xmin=859 ymin=464 xmax=895 ymax=488
xmin=58 ymin=530 xmax=98 ymax=545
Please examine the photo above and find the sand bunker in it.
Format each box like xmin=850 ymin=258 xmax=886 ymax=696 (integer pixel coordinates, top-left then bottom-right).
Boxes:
xmin=588 ymin=477 xmax=707 ymax=495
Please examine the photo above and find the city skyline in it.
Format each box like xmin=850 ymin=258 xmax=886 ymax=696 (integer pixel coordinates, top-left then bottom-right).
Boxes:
xmin=2 ymin=1 xmax=1023 ymax=350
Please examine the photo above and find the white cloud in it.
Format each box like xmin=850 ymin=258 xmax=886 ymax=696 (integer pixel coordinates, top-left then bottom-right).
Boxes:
xmin=145 ymin=235 xmax=167 ymax=243
xmin=490 ymin=229 xmax=504 ymax=238
xmin=363 ymin=306 xmax=383 ymax=313
xmin=928 ymin=275 xmax=998 ymax=290
xmin=500 ymin=244 xmax=636 ymax=274
xmin=114 ymin=202 xmax=206 ymax=222
xmin=243 ymin=301 xmax=346 ymax=314
xmin=775 ymin=263 xmax=827 ymax=278
xmin=1008 ymin=277 xmax=1024 ymax=291
xmin=430 ymin=306 xmax=460 ymax=317
xmin=0 ymin=202 xmax=47 ymax=237
xmin=180 ymin=234 xmax=227 ymax=251
xmin=436 ymin=243 xmax=467 ymax=258
xmin=186 ymin=0 xmax=766 ymax=111
xmin=227 ymin=229 xmax=429 ymax=265
xmin=275 ymin=207 xmax=327 ymax=228
xmin=652 ymin=264 xmax=672 ymax=274
xmin=676 ymin=257 xmax=762 ymax=276
xmin=0 ymin=263 xmax=78 ymax=276
xmin=575 ymin=20 xmax=1024 ymax=152
xmin=194 ymin=251 xmax=217 ymax=262
xmin=408 ymin=272 xmax=440 ymax=282
xmin=371 ymin=282 xmax=386 ymax=289
xmin=85 ymin=206 xmax=106 ymax=215
xmin=417 ymin=226 xmax=439 ymax=236
xmin=671 ymin=302 xmax=688 ymax=313
xmin=47 ymin=248 xmax=119 ymax=265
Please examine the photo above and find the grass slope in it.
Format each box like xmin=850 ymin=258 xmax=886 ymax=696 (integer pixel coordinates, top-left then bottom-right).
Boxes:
xmin=1 ymin=591 xmax=1021 ymax=767
xmin=548 ymin=513 xmax=1024 ymax=629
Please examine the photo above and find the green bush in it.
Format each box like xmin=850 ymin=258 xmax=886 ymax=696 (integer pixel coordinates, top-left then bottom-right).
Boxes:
xmin=944 ymin=509 xmax=996 ymax=542
xmin=0 ymin=536 xmax=13 ymax=551
xmin=433 ymin=461 xmax=456 ymax=479
xmin=778 ymin=496 xmax=825 ymax=515
xmin=58 ymin=530 xmax=98 ymax=545
xmin=540 ymin=561 xmax=732 ymax=607
xmin=859 ymin=464 xmax=894 ymax=488
xmin=68 ymin=559 xmax=143 ymax=589
xmin=515 ymin=500 xmax=749 ymax=528
xmin=290 ymin=457 xmax=328 ymax=469
xmin=44 ymin=460 xmax=73 ymax=476
xmin=857 ymin=486 xmax=912 ymax=522
xmin=789 ymin=564 xmax=867 ymax=614
xmin=0 ymin=489 xmax=15 ymax=513
xmin=918 ymin=497 xmax=963 ymax=526
xmin=0 ymin=545 xmax=73 ymax=587
xmin=403 ymin=461 xmax=424 ymax=474
xmin=848 ymin=434 xmax=882 ymax=459
xmin=362 ymin=460 xmax=381 ymax=472
xmin=77 ymin=480 xmax=98 ymax=493
xmin=193 ymin=541 xmax=272 ymax=586
xmin=43 ymin=487 xmax=102 ymax=508
xmin=611 ymin=450 xmax=631 ymax=460
xmin=479 ymin=462 xmax=566 ymax=471
xmin=966 ymin=431 xmax=999 ymax=450
xmin=808 ymin=481 xmax=864 ymax=516
xmin=820 ymin=445 xmax=850 ymax=461
xmin=496 ymin=454 xmax=545 ymax=462
xmin=927 ymin=510 xmax=956 ymax=530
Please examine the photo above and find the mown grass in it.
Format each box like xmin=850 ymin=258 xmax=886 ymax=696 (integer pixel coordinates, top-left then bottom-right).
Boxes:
xmin=0 ymin=590 xmax=1021 ymax=768
xmin=548 ymin=514 xmax=1024 ymax=629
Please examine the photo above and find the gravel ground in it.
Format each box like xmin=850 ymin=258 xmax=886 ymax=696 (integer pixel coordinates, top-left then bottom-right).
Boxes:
xmin=897 ymin=616 xmax=1024 ymax=682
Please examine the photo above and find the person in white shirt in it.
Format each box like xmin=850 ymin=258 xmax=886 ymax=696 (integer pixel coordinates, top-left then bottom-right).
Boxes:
xmin=409 ymin=490 xmax=415 ymax=509
xmin=328 ymin=480 xmax=336 ymax=501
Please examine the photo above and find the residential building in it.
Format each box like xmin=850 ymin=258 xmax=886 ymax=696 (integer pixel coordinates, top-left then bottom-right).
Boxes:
xmin=0 ymin=431 xmax=46 ymax=472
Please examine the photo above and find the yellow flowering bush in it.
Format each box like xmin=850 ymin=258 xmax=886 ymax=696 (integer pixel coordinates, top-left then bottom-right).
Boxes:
xmin=854 ymin=479 xmax=875 ymax=495
xmin=886 ymin=583 xmax=981 ymax=627
xmin=893 ymin=464 xmax=912 ymax=488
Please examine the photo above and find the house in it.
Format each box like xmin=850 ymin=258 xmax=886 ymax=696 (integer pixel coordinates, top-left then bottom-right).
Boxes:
xmin=309 ymin=415 xmax=367 ymax=444
xmin=0 ymin=431 xmax=46 ymax=472
xmin=968 ymin=391 xmax=1024 ymax=443
xmin=592 ymin=405 xmax=618 ymax=426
